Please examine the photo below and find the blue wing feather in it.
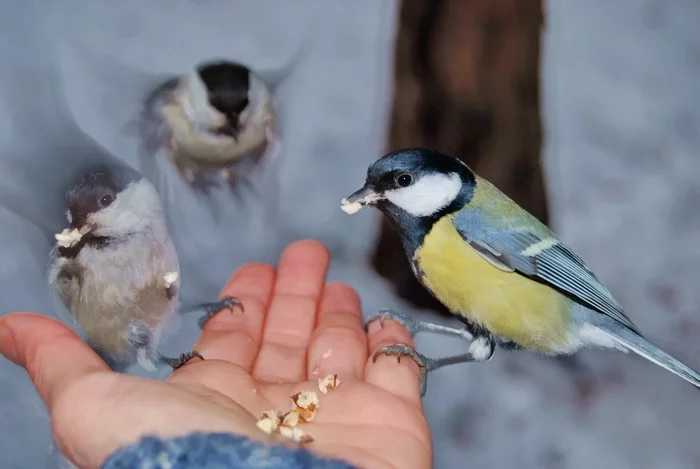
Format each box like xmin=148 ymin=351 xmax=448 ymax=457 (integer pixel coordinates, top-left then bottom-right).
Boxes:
xmin=452 ymin=208 xmax=640 ymax=333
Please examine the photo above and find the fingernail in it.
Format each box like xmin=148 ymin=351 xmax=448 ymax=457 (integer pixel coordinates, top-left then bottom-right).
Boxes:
xmin=366 ymin=319 xmax=382 ymax=336
xmin=0 ymin=320 xmax=19 ymax=364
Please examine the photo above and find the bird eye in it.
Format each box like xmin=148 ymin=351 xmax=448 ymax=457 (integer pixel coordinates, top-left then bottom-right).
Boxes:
xmin=397 ymin=173 xmax=413 ymax=187
xmin=99 ymin=194 xmax=114 ymax=207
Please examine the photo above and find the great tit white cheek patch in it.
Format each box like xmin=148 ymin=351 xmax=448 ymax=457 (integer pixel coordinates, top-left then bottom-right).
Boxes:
xmin=55 ymin=228 xmax=83 ymax=248
xmin=340 ymin=198 xmax=364 ymax=215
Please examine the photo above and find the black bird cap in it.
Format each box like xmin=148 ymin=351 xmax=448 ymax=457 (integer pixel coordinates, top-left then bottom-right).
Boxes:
xmin=65 ymin=162 xmax=142 ymax=228
xmin=365 ymin=147 xmax=475 ymax=192
xmin=196 ymin=60 xmax=251 ymax=120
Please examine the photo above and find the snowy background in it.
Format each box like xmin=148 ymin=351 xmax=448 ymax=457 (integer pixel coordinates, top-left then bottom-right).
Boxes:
xmin=1 ymin=1 xmax=700 ymax=468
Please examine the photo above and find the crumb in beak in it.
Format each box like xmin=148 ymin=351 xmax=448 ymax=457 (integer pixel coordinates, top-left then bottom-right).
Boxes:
xmin=340 ymin=198 xmax=364 ymax=214
xmin=55 ymin=228 xmax=83 ymax=248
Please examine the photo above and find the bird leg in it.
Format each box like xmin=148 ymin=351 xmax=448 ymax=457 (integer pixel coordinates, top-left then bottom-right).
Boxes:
xmin=180 ymin=295 xmax=244 ymax=329
xmin=373 ymin=335 xmax=495 ymax=397
xmin=158 ymin=350 xmax=205 ymax=370
xmin=366 ymin=309 xmax=495 ymax=397
xmin=365 ymin=308 xmax=475 ymax=342
xmin=127 ymin=322 xmax=204 ymax=371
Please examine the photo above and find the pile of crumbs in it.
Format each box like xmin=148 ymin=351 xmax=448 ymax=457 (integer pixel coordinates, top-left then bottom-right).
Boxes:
xmin=255 ymin=374 xmax=342 ymax=443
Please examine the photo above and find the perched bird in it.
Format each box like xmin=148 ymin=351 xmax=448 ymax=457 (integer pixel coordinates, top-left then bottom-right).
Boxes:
xmin=138 ymin=59 xmax=278 ymax=196
xmin=342 ymin=147 xmax=700 ymax=396
xmin=47 ymin=161 xmax=242 ymax=373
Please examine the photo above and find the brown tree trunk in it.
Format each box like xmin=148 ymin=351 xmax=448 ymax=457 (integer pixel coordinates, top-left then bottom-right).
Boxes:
xmin=372 ymin=0 xmax=548 ymax=314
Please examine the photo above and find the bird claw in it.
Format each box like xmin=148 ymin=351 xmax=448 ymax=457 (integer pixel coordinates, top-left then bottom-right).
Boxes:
xmin=161 ymin=350 xmax=204 ymax=370
xmin=196 ymin=295 xmax=244 ymax=329
xmin=365 ymin=309 xmax=422 ymax=337
xmin=373 ymin=342 xmax=430 ymax=397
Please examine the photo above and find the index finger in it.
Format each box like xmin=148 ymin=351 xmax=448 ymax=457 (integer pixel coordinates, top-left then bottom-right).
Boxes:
xmin=0 ymin=313 xmax=108 ymax=410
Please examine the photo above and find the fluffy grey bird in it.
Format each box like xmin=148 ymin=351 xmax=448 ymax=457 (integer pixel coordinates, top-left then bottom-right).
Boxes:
xmin=139 ymin=59 xmax=278 ymax=196
xmin=47 ymin=161 xmax=242 ymax=372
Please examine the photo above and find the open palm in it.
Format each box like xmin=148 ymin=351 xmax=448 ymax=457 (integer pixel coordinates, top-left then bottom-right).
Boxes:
xmin=0 ymin=240 xmax=431 ymax=469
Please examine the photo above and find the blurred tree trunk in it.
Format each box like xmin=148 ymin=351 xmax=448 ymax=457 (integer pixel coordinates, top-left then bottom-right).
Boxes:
xmin=372 ymin=0 xmax=548 ymax=314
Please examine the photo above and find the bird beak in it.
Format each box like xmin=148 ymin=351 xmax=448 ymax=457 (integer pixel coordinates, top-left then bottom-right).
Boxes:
xmin=343 ymin=185 xmax=386 ymax=205
xmin=215 ymin=122 xmax=240 ymax=138
xmin=70 ymin=214 xmax=95 ymax=235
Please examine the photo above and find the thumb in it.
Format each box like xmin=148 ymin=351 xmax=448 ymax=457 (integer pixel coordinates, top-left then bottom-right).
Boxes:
xmin=0 ymin=312 xmax=108 ymax=410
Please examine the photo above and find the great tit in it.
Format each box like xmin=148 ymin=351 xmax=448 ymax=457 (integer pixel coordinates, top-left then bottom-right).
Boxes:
xmin=341 ymin=147 xmax=700 ymax=396
xmin=48 ymin=162 xmax=243 ymax=372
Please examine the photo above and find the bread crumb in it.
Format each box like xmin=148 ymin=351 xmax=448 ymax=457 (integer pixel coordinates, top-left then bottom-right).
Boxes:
xmin=292 ymin=391 xmax=319 ymax=410
xmin=340 ymin=198 xmax=363 ymax=215
xmin=255 ymin=409 xmax=280 ymax=434
xmin=311 ymin=363 xmax=320 ymax=376
xmin=278 ymin=425 xmax=294 ymax=439
xmin=281 ymin=411 xmax=300 ymax=427
xmin=297 ymin=431 xmax=314 ymax=444
xmin=279 ymin=425 xmax=313 ymax=444
xmin=163 ymin=271 xmax=179 ymax=288
xmin=318 ymin=374 xmax=342 ymax=395
xmin=291 ymin=391 xmax=319 ymax=423
xmin=55 ymin=228 xmax=83 ymax=248
xmin=321 ymin=349 xmax=333 ymax=360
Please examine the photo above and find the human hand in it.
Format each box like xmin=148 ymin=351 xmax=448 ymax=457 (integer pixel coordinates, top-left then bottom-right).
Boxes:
xmin=0 ymin=240 xmax=431 ymax=469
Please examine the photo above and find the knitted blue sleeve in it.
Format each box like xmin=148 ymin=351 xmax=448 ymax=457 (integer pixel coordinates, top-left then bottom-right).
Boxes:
xmin=101 ymin=432 xmax=359 ymax=469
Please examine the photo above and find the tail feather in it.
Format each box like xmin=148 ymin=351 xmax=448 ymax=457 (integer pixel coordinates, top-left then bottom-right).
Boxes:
xmin=596 ymin=323 xmax=700 ymax=388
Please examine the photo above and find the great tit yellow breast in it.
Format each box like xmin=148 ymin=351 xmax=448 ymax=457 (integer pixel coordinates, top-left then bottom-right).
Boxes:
xmin=414 ymin=215 xmax=573 ymax=352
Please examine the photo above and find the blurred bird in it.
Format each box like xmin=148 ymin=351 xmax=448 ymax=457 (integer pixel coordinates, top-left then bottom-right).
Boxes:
xmin=47 ymin=161 xmax=242 ymax=372
xmin=342 ymin=147 xmax=700 ymax=396
xmin=138 ymin=59 xmax=278 ymax=197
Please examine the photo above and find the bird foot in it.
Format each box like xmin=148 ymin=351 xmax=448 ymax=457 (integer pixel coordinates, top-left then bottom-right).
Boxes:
xmin=194 ymin=295 xmax=244 ymax=329
xmin=373 ymin=343 xmax=431 ymax=397
xmin=160 ymin=350 xmax=204 ymax=370
xmin=365 ymin=309 xmax=424 ymax=337
xmin=372 ymin=337 xmax=494 ymax=398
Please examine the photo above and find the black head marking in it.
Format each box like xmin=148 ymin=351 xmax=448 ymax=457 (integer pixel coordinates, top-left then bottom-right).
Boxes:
xmin=364 ymin=147 xmax=477 ymax=256
xmin=65 ymin=162 xmax=141 ymax=228
xmin=57 ymin=235 xmax=117 ymax=259
xmin=366 ymin=147 xmax=476 ymax=211
xmin=196 ymin=60 xmax=251 ymax=136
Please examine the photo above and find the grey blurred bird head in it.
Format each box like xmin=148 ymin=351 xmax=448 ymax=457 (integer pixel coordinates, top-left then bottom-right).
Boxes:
xmin=65 ymin=162 xmax=162 ymax=238
xmin=344 ymin=148 xmax=476 ymax=219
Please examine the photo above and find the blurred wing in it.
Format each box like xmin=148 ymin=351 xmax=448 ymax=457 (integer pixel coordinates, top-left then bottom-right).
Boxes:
xmin=135 ymin=76 xmax=188 ymax=205
xmin=138 ymin=77 xmax=179 ymax=157
xmin=453 ymin=209 xmax=639 ymax=332
xmin=58 ymin=37 xmax=186 ymax=205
